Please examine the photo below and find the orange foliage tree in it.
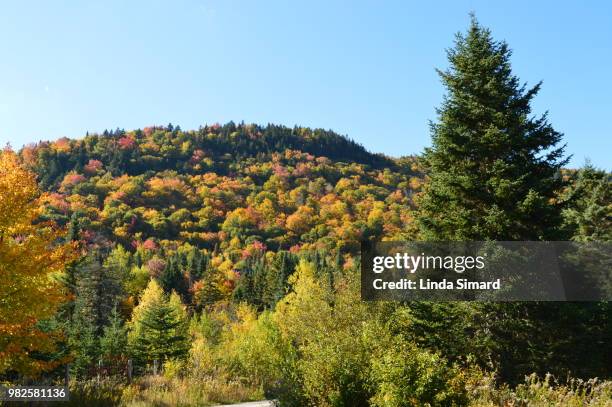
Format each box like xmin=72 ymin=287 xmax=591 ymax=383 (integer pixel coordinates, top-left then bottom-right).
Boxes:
xmin=0 ymin=149 xmax=74 ymax=376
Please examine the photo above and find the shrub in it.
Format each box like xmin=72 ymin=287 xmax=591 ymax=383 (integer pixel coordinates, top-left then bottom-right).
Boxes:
xmin=368 ymin=336 xmax=469 ymax=407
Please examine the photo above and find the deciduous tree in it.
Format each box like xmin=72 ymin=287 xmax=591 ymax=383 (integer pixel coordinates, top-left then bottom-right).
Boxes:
xmin=0 ymin=149 xmax=74 ymax=376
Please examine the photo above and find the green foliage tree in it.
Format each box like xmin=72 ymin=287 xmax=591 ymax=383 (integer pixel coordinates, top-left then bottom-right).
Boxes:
xmin=68 ymin=318 xmax=98 ymax=377
xmin=100 ymin=305 xmax=128 ymax=362
xmin=72 ymin=254 xmax=124 ymax=332
xmin=418 ymin=15 xmax=567 ymax=241
xmin=274 ymin=261 xmax=371 ymax=406
xmin=128 ymin=280 xmax=189 ymax=364
xmin=67 ymin=254 xmax=124 ymax=375
xmin=410 ymin=16 xmax=607 ymax=386
xmin=562 ymin=164 xmax=611 ymax=241
xmin=158 ymin=255 xmax=187 ymax=298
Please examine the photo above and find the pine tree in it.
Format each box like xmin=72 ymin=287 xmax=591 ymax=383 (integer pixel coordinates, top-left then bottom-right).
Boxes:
xmin=159 ymin=255 xmax=187 ymax=298
xmin=410 ymin=16 xmax=577 ymax=384
xmin=72 ymin=254 xmax=123 ymax=333
xmin=100 ymin=305 xmax=128 ymax=362
xmin=232 ymin=268 xmax=255 ymax=305
xmin=562 ymin=164 xmax=611 ymax=241
xmin=418 ymin=15 xmax=567 ymax=241
xmin=272 ymin=251 xmax=297 ymax=305
xmin=68 ymin=255 xmax=123 ymax=375
xmin=167 ymin=291 xmax=190 ymax=354
xmin=128 ymin=280 xmax=189 ymax=363
xmin=68 ymin=317 xmax=98 ymax=377
xmin=184 ymin=246 xmax=199 ymax=279
xmin=67 ymin=212 xmax=80 ymax=242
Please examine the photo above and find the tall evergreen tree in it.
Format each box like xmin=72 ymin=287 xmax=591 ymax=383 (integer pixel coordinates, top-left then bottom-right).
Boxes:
xmin=418 ymin=15 xmax=567 ymax=241
xmin=128 ymin=280 xmax=189 ymax=363
xmin=68 ymin=317 xmax=98 ymax=377
xmin=159 ymin=255 xmax=187 ymax=298
xmin=72 ymin=254 xmax=123 ymax=333
xmin=408 ymin=16 xmax=600 ymax=385
xmin=66 ymin=212 xmax=80 ymax=242
xmin=68 ymin=255 xmax=124 ymax=375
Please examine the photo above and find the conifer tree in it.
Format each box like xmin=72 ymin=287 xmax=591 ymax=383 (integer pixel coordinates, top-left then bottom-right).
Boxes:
xmin=100 ymin=305 xmax=128 ymax=362
xmin=72 ymin=255 xmax=123 ymax=333
xmin=159 ymin=255 xmax=187 ymax=298
xmin=562 ymin=164 xmax=611 ymax=241
xmin=66 ymin=212 xmax=80 ymax=242
xmin=128 ymin=280 xmax=189 ymax=363
xmin=167 ymin=291 xmax=190 ymax=352
xmin=410 ymin=16 xmax=576 ymax=383
xmin=418 ymin=15 xmax=567 ymax=241
xmin=68 ymin=318 xmax=98 ymax=377
xmin=68 ymin=255 xmax=124 ymax=375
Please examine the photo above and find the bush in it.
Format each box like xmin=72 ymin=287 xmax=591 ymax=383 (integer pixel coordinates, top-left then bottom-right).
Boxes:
xmin=368 ymin=336 xmax=469 ymax=407
xmin=221 ymin=307 xmax=295 ymax=392
xmin=163 ymin=359 xmax=185 ymax=380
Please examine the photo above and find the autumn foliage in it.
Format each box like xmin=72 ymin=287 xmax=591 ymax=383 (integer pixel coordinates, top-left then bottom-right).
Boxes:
xmin=0 ymin=149 xmax=74 ymax=376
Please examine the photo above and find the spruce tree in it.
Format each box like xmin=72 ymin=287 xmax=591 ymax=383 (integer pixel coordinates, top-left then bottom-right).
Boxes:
xmin=68 ymin=255 xmax=124 ymax=376
xmin=100 ymin=305 xmax=128 ymax=362
xmin=159 ymin=255 xmax=187 ymax=298
xmin=68 ymin=318 xmax=98 ymax=377
xmin=129 ymin=280 xmax=189 ymax=363
xmin=418 ymin=15 xmax=567 ymax=241
xmin=72 ymin=254 xmax=123 ymax=333
xmin=562 ymin=164 xmax=611 ymax=241
xmin=409 ymin=16 xmax=582 ymax=384
xmin=66 ymin=212 xmax=80 ymax=242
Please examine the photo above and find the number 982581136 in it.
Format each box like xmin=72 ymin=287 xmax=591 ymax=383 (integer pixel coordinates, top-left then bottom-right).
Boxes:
xmin=0 ymin=385 xmax=69 ymax=401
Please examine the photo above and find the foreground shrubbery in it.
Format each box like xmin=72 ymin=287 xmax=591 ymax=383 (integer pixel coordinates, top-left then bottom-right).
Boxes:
xmin=469 ymin=374 xmax=612 ymax=407
xmin=157 ymin=262 xmax=609 ymax=407
xmin=47 ymin=371 xmax=612 ymax=406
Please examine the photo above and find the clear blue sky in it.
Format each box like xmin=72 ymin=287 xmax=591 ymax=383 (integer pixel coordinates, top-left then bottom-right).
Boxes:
xmin=1 ymin=1 xmax=610 ymax=169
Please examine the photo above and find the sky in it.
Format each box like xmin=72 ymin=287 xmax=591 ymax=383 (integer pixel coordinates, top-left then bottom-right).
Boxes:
xmin=1 ymin=1 xmax=610 ymax=169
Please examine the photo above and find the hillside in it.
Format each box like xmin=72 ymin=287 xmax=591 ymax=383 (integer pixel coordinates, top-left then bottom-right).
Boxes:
xmin=25 ymin=122 xmax=395 ymax=190
xmin=20 ymin=123 xmax=422 ymax=311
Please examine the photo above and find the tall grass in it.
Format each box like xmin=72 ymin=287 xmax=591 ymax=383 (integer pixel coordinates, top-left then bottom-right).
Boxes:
xmin=121 ymin=375 xmax=264 ymax=407
xmin=7 ymin=373 xmax=609 ymax=406
xmin=470 ymin=373 xmax=612 ymax=407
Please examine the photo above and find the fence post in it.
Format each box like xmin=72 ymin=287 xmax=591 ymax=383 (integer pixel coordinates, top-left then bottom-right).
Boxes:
xmin=127 ymin=359 xmax=133 ymax=384
xmin=153 ymin=359 xmax=158 ymax=376
xmin=97 ymin=359 xmax=102 ymax=384
xmin=64 ymin=364 xmax=70 ymax=387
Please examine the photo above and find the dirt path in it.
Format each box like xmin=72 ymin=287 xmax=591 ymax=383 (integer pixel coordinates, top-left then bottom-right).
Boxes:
xmin=213 ymin=401 xmax=275 ymax=407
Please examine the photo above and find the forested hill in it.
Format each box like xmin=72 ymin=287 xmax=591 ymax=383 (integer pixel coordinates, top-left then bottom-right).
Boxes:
xmin=20 ymin=120 xmax=421 ymax=264
xmin=15 ymin=121 xmax=422 ymax=325
xmin=23 ymin=122 xmax=394 ymax=191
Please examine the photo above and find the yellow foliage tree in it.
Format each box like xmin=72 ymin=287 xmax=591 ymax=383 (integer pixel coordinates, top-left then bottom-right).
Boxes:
xmin=0 ymin=149 xmax=74 ymax=376
xmin=285 ymin=205 xmax=315 ymax=236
